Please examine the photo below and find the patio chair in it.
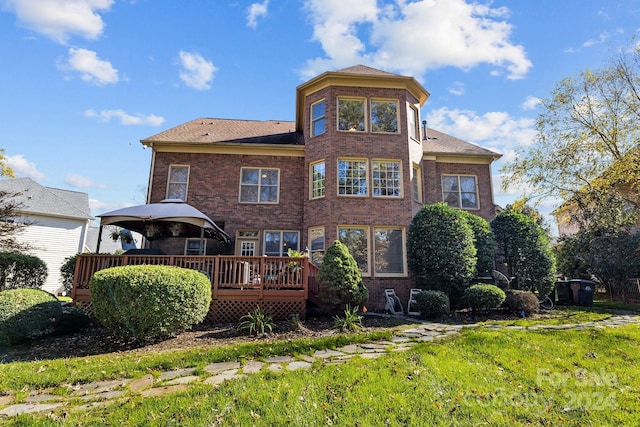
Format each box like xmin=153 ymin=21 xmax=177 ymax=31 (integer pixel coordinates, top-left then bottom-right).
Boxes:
xmin=491 ymin=270 xmax=512 ymax=290
xmin=407 ymin=288 xmax=422 ymax=316
xmin=384 ymin=289 xmax=404 ymax=315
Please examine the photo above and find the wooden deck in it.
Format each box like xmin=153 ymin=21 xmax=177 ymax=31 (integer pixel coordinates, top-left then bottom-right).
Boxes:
xmin=72 ymin=254 xmax=318 ymax=323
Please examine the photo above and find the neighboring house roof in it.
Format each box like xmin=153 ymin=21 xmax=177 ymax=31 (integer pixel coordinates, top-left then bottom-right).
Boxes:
xmin=142 ymin=118 xmax=301 ymax=146
xmin=423 ymin=128 xmax=502 ymax=160
xmin=0 ymin=177 xmax=92 ymax=220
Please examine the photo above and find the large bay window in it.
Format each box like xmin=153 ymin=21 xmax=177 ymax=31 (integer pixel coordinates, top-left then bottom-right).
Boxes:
xmin=240 ymin=168 xmax=279 ymax=204
xmin=338 ymin=159 xmax=367 ymax=196
xmin=167 ymin=165 xmax=189 ymax=200
xmin=338 ymin=98 xmax=365 ymax=132
xmin=442 ymin=175 xmax=479 ymax=209
xmin=338 ymin=226 xmax=369 ymax=275
xmin=372 ymin=160 xmax=401 ymax=197
xmin=374 ymin=227 xmax=406 ymax=275
xmin=371 ymin=99 xmax=398 ymax=133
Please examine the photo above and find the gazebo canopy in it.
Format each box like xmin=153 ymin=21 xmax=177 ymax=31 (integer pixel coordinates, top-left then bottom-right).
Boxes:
xmin=97 ymin=199 xmax=230 ymax=244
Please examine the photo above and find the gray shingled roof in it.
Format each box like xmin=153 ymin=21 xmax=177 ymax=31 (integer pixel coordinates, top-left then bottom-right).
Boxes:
xmin=335 ymin=64 xmax=400 ymax=77
xmin=0 ymin=177 xmax=92 ymax=220
xmin=142 ymin=118 xmax=301 ymax=145
xmin=423 ymin=128 xmax=501 ymax=159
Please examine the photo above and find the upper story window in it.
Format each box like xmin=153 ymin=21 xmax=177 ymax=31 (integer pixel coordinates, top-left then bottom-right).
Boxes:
xmin=338 ymin=159 xmax=367 ymax=196
xmin=310 ymin=160 xmax=325 ymax=199
xmin=372 ymin=160 xmax=401 ymax=197
xmin=442 ymin=175 xmax=479 ymax=209
xmin=371 ymin=99 xmax=399 ymax=133
xmin=338 ymin=97 xmax=365 ymax=132
xmin=167 ymin=165 xmax=189 ymax=200
xmin=239 ymin=167 xmax=279 ymax=204
xmin=311 ymin=100 xmax=326 ymax=137
xmin=407 ymin=104 xmax=419 ymax=141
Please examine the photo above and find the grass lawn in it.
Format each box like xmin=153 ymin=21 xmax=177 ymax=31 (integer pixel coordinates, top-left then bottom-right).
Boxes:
xmin=2 ymin=310 xmax=639 ymax=426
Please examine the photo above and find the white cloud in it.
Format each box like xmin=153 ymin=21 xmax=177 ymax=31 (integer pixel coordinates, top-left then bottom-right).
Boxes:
xmin=6 ymin=155 xmax=45 ymax=180
xmin=247 ymin=0 xmax=269 ymax=29
xmin=583 ymin=31 xmax=609 ymax=47
xmin=1 ymin=0 xmax=113 ymax=44
xmin=178 ymin=51 xmax=217 ymax=90
xmin=301 ymin=0 xmax=531 ymax=80
xmin=522 ymin=96 xmax=541 ymax=111
xmin=448 ymin=81 xmax=465 ymax=96
xmin=59 ymin=48 xmax=119 ymax=85
xmin=84 ymin=109 xmax=165 ymax=126
xmin=64 ymin=173 xmax=106 ymax=189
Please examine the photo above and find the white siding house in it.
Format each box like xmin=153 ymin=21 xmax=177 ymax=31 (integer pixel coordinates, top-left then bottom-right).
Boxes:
xmin=0 ymin=178 xmax=92 ymax=294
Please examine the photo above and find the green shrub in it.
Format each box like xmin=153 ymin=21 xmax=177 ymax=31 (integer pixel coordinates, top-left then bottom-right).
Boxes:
xmin=317 ymin=240 xmax=368 ymax=312
xmin=503 ymin=290 xmax=540 ymax=316
xmin=415 ymin=290 xmax=450 ymax=319
xmin=90 ymin=265 xmax=211 ymax=340
xmin=0 ymin=288 xmax=62 ymax=345
xmin=55 ymin=303 xmax=91 ymax=334
xmin=0 ymin=252 xmax=48 ymax=291
xmin=238 ymin=306 xmax=273 ymax=336
xmin=459 ymin=211 xmax=496 ymax=277
xmin=465 ymin=284 xmax=506 ymax=312
xmin=59 ymin=254 xmax=79 ymax=296
xmin=407 ymin=203 xmax=477 ymax=306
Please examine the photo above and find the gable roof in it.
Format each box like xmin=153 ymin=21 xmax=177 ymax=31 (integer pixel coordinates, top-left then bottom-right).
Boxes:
xmin=423 ymin=128 xmax=501 ymax=160
xmin=142 ymin=118 xmax=301 ymax=146
xmin=335 ymin=64 xmax=400 ymax=77
xmin=0 ymin=177 xmax=92 ymax=220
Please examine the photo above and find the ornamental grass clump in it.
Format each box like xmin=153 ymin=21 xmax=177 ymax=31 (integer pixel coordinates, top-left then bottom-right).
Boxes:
xmin=415 ymin=290 xmax=450 ymax=319
xmin=238 ymin=306 xmax=273 ymax=336
xmin=0 ymin=288 xmax=62 ymax=345
xmin=332 ymin=304 xmax=363 ymax=332
xmin=90 ymin=265 xmax=211 ymax=340
xmin=465 ymin=284 xmax=506 ymax=312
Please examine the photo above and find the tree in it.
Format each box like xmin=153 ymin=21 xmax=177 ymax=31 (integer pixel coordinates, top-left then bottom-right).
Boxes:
xmin=501 ymin=43 xmax=640 ymax=229
xmin=491 ymin=210 xmax=556 ymax=298
xmin=407 ymin=203 xmax=477 ymax=304
xmin=458 ymin=210 xmax=495 ymax=277
xmin=317 ymin=240 xmax=368 ymax=312
xmin=0 ymin=149 xmax=30 ymax=252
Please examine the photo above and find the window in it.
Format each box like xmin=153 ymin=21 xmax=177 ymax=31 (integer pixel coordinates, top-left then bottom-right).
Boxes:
xmin=338 ymin=159 xmax=367 ymax=196
xmin=372 ymin=160 xmax=401 ymax=197
xmin=264 ymin=231 xmax=299 ymax=256
xmin=338 ymin=98 xmax=365 ymax=132
xmin=237 ymin=230 xmax=259 ymax=256
xmin=442 ymin=175 xmax=479 ymax=209
xmin=240 ymin=168 xmax=279 ymax=204
xmin=374 ymin=227 xmax=406 ymax=275
xmin=338 ymin=226 xmax=369 ymax=275
xmin=308 ymin=226 xmax=325 ymax=266
xmin=185 ymin=238 xmax=205 ymax=255
xmin=311 ymin=100 xmax=326 ymax=137
xmin=167 ymin=165 xmax=189 ymax=200
xmin=407 ymin=104 xmax=419 ymax=140
xmin=371 ymin=99 xmax=398 ymax=133
xmin=310 ymin=161 xmax=325 ymax=199
xmin=412 ymin=164 xmax=422 ymax=202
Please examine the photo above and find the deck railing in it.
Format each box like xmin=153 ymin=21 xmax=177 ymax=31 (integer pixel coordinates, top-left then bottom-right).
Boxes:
xmin=72 ymin=254 xmax=314 ymax=322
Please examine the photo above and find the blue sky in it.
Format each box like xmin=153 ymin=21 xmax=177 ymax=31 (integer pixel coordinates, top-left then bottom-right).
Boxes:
xmin=1 ymin=0 xmax=639 ymax=230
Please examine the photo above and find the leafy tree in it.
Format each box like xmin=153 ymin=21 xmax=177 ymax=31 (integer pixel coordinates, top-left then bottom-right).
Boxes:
xmin=407 ymin=203 xmax=476 ymax=304
xmin=0 ymin=149 xmax=30 ymax=252
xmin=501 ymin=43 xmax=640 ymax=229
xmin=506 ymin=198 xmax=552 ymax=236
xmin=491 ymin=210 xmax=556 ymax=298
xmin=459 ymin=210 xmax=495 ymax=277
xmin=317 ymin=240 xmax=368 ymax=312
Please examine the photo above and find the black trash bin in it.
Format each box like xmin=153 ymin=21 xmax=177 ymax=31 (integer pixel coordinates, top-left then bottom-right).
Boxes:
xmin=569 ymin=279 xmax=595 ymax=307
xmin=555 ymin=281 xmax=572 ymax=305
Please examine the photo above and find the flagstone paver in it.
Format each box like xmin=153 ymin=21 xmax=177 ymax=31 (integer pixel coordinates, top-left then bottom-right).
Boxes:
xmin=2 ymin=314 xmax=639 ymax=417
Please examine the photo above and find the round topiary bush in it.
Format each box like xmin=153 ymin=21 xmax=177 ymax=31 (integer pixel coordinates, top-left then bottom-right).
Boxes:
xmin=0 ymin=252 xmax=48 ymax=291
xmin=90 ymin=265 xmax=212 ymax=340
xmin=465 ymin=284 xmax=506 ymax=312
xmin=0 ymin=288 xmax=62 ymax=345
xmin=415 ymin=290 xmax=450 ymax=319
xmin=503 ymin=289 xmax=540 ymax=316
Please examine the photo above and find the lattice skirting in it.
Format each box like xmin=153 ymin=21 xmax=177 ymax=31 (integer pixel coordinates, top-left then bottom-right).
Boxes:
xmin=74 ymin=300 xmax=95 ymax=319
xmin=207 ymin=298 xmax=306 ymax=324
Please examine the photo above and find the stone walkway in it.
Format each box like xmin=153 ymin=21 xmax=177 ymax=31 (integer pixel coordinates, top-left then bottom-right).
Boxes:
xmin=1 ymin=314 xmax=639 ymax=418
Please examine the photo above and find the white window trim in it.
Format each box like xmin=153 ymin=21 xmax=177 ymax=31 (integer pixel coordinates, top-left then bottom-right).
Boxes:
xmin=373 ymin=226 xmax=408 ymax=277
xmin=236 ymin=230 xmax=260 ymax=256
xmin=309 ymin=160 xmax=326 ymax=200
xmin=166 ymin=164 xmax=190 ymax=201
xmin=407 ymin=103 xmax=420 ymax=141
xmin=370 ymin=98 xmax=400 ymax=134
xmin=337 ymin=158 xmax=369 ymax=197
xmin=337 ymin=96 xmax=367 ymax=132
xmin=337 ymin=225 xmax=371 ymax=277
xmin=412 ymin=163 xmax=423 ymax=203
xmin=441 ymin=174 xmax=480 ymax=210
xmin=372 ymin=159 xmax=403 ymax=198
xmin=311 ymin=99 xmax=326 ymax=138
xmin=239 ymin=167 xmax=280 ymax=204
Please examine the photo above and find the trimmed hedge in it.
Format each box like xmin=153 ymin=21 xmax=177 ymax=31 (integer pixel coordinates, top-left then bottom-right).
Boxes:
xmin=0 ymin=288 xmax=62 ymax=345
xmin=0 ymin=252 xmax=48 ymax=291
xmin=415 ymin=290 xmax=450 ymax=319
xmin=503 ymin=289 xmax=540 ymax=316
xmin=465 ymin=284 xmax=506 ymax=312
xmin=90 ymin=265 xmax=212 ymax=340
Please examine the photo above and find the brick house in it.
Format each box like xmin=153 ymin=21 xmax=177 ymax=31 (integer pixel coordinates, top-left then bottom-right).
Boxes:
xmin=141 ymin=65 xmax=501 ymax=311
